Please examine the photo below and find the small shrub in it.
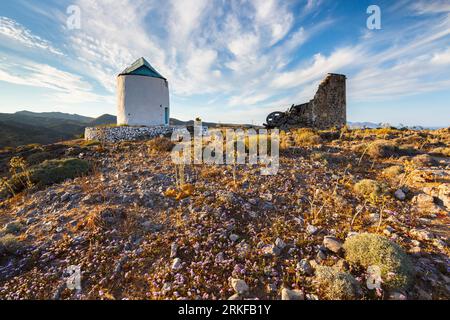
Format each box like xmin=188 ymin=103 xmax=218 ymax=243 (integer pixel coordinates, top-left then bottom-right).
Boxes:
xmin=3 ymin=221 xmax=24 ymax=234
xmin=26 ymin=151 xmax=53 ymax=165
xmin=293 ymin=128 xmax=322 ymax=146
xmin=148 ymin=137 xmax=175 ymax=152
xmin=0 ymin=234 xmax=26 ymax=254
xmin=244 ymin=134 xmax=273 ymax=154
xmin=367 ymin=141 xmax=399 ymax=158
xmin=354 ymin=179 xmax=384 ymax=198
xmin=31 ymin=158 xmax=90 ymax=187
xmin=343 ymin=233 xmax=414 ymax=290
xmin=81 ymin=140 xmax=101 ymax=147
xmin=2 ymin=158 xmax=90 ymax=196
xmin=310 ymin=151 xmax=328 ymax=163
xmin=382 ymin=165 xmax=404 ymax=179
xmin=315 ymin=266 xmax=362 ymax=300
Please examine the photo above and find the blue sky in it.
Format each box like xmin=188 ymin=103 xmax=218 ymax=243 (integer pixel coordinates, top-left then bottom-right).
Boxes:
xmin=0 ymin=0 xmax=449 ymax=127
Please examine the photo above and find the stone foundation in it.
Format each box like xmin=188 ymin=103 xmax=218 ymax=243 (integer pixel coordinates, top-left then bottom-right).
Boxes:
xmin=84 ymin=126 xmax=174 ymax=143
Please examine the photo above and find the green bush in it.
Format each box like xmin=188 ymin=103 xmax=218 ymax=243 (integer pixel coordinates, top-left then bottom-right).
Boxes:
xmin=26 ymin=151 xmax=53 ymax=165
xmin=354 ymin=179 xmax=384 ymax=198
xmin=30 ymin=158 xmax=90 ymax=186
xmin=343 ymin=233 xmax=414 ymax=290
xmin=315 ymin=266 xmax=362 ymax=300
xmin=2 ymin=158 xmax=90 ymax=196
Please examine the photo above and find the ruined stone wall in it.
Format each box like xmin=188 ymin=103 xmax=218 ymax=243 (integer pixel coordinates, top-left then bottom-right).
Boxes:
xmin=311 ymin=74 xmax=346 ymax=129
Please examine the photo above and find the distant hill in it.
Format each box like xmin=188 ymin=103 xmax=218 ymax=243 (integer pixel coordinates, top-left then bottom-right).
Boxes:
xmin=0 ymin=111 xmax=116 ymax=148
xmin=89 ymin=114 xmax=117 ymax=127
xmin=15 ymin=110 xmax=93 ymax=123
xmin=0 ymin=111 xmax=237 ymax=148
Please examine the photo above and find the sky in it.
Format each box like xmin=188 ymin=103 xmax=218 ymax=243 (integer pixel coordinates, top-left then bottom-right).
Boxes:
xmin=0 ymin=0 xmax=449 ymax=127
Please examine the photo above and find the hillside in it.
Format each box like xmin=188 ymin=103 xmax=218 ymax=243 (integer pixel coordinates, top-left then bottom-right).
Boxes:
xmin=0 ymin=126 xmax=448 ymax=300
xmin=0 ymin=111 xmax=256 ymax=149
xmin=0 ymin=112 xmax=116 ymax=148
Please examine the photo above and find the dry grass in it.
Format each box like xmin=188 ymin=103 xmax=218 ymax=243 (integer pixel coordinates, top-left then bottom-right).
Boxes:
xmin=292 ymin=128 xmax=322 ymax=146
xmin=147 ymin=137 xmax=175 ymax=153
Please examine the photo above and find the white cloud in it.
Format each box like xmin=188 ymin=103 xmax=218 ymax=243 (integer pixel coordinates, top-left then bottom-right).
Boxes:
xmin=0 ymin=59 xmax=110 ymax=104
xmin=0 ymin=17 xmax=63 ymax=55
xmin=431 ymin=47 xmax=450 ymax=65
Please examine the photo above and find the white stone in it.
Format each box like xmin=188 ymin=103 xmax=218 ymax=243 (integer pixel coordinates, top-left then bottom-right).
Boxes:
xmin=275 ymin=238 xmax=286 ymax=250
xmin=281 ymin=288 xmax=304 ymax=300
xmin=323 ymin=236 xmax=343 ymax=253
xmin=171 ymin=258 xmax=182 ymax=270
xmin=230 ymin=278 xmax=249 ymax=295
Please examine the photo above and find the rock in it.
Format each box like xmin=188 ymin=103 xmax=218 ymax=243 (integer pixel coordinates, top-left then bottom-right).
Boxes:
xmin=266 ymin=283 xmax=277 ymax=293
xmin=281 ymin=288 xmax=304 ymax=300
xmin=383 ymin=226 xmax=395 ymax=236
xmin=387 ymin=291 xmax=407 ymax=300
xmin=229 ymin=233 xmax=240 ymax=242
xmin=261 ymin=244 xmax=281 ymax=256
xmin=306 ymin=224 xmax=319 ymax=235
xmin=230 ymin=278 xmax=249 ymax=295
xmin=275 ymin=238 xmax=286 ymax=250
xmin=60 ymin=193 xmax=71 ymax=202
xmin=170 ymin=242 xmax=178 ymax=258
xmin=323 ymin=236 xmax=343 ymax=253
xmin=394 ymin=189 xmax=406 ymax=201
xmin=438 ymin=184 xmax=450 ymax=210
xmin=316 ymin=250 xmax=327 ymax=261
xmin=228 ymin=293 xmax=241 ymax=300
xmin=215 ymin=252 xmax=225 ymax=263
xmin=410 ymin=229 xmax=434 ymax=241
xmin=297 ymin=259 xmax=314 ymax=275
xmin=171 ymin=258 xmax=182 ymax=271
xmin=99 ymin=208 xmax=126 ymax=227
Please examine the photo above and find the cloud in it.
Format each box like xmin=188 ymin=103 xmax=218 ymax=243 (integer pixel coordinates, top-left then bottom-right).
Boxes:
xmin=0 ymin=58 xmax=110 ymax=104
xmin=411 ymin=0 xmax=450 ymax=14
xmin=0 ymin=17 xmax=63 ymax=55
xmin=431 ymin=47 xmax=450 ymax=65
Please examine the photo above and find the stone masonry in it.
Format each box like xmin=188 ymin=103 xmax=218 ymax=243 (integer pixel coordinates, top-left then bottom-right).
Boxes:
xmin=265 ymin=73 xmax=347 ymax=130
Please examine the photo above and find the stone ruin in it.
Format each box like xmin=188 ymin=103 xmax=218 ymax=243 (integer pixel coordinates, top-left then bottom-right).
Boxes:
xmin=264 ymin=73 xmax=347 ymax=130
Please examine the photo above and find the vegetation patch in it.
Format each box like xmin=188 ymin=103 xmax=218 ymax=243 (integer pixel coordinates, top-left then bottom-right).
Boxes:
xmin=293 ymin=128 xmax=322 ymax=146
xmin=343 ymin=233 xmax=414 ymax=290
xmin=354 ymin=179 xmax=385 ymax=198
xmin=367 ymin=140 xmax=400 ymax=159
xmin=147 ymin=137 xmax=175 ymax=153
xmin=1 ymin=158 xmax=90 ymax=197
xmin=315 ymin=266 xmax=362 ymax=300
xmin=0 ymin=234 xmax=27 ymax=255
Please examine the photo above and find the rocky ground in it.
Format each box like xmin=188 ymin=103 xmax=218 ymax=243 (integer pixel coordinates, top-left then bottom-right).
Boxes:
xmin=0 ymin=127 xmax=449 ymax=300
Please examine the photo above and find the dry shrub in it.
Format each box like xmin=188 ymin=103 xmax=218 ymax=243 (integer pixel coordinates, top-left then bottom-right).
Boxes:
xmin=148 ymin=137 xmax=175 ymax=153
xmin=366 ymin=140 xmax=399 ymax=158
xmin=0 ymin=234 xmax=27 ymax=255
xmin=382 ymin=165 xmax=404 ymax=180
xmin=354 ymin=179 xmax=384 ymax=198
xmin=293 ymin=128 xmax=322 ymax=146
xmin=315 ymin=266 xmax=362 ymax=300
xmin=343 ymin=233 xmax=414 ymax=290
